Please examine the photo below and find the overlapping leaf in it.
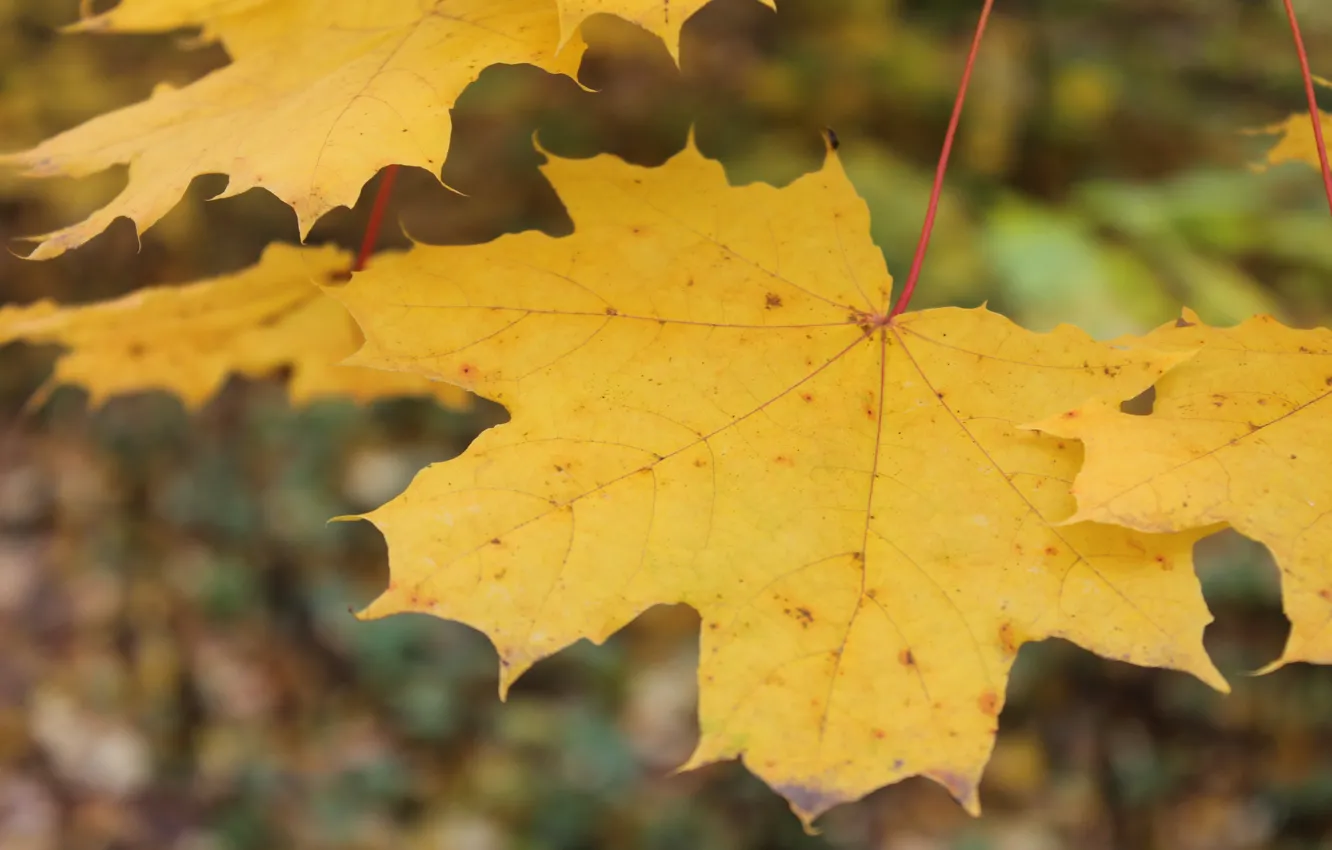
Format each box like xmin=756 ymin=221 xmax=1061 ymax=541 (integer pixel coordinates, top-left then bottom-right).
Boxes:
xmin=1036 ymin=309 xmax=1332 ymax=671
xmin=0 ymin=242 xmax=468 ymax=409
xmin=0 ymin=0 xmax=584 ymax=259
xmin=331 ymin=144 xmax=1225 ymax=824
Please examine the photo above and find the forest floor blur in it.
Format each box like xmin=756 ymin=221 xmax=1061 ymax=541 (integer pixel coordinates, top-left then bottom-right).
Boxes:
xmin=1 ymin=1 xmax=1332 ymax=848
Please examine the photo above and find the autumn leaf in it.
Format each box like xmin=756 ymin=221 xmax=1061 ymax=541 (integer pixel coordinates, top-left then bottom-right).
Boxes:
xmin=0 ymin=0 xmax=584 ymax=259
xmin=330 ymin=144 xmax=1225 ymax=824
xmin=1258 ymin=75 xmax=1331 ymax=174
xmin=1035 ymin=309 xmax=1332 ymax=672
xmin=557 ymin=0 xmax=775 ymax=60
xmin=0 ymin=242 xmax=468 ymax=410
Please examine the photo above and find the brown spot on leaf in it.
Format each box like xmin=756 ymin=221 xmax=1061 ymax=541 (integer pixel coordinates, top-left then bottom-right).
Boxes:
xmin=774 ymin=455 xmax=794 ymax=467
xmin=898 ymin=649 xmax=915 ymax=667
xmin=765 ymin=293 xmax=783 ymax=309
xmin=978 ymin=690 xmax=999 ymax=717
xmin=1155 ymin=554 xmax=1172 ymax=571
xmin=1044 ymin=546 xmax=1059 ymax=557
xmin=490 ymin=538 xmax=501 ymax=545
xmin=693 ymin=458 xmax=707 ymax=467
xmin=872 ymin=728 xmax=885 ymax=739
xmin=801 ymin=392 xmax=814 ymax=402
xmin=792 ymin=607 xmax=813 ymax=626
xmin=604 ymin=307 xmax=618 ymax=316
xmin=998 ymin=621 xmax=1018 ymax=655
xmin=1319 ymin=588 xmax=1332 ymax=602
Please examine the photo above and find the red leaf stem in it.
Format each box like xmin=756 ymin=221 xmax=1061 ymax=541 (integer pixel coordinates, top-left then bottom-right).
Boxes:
xmin=1281 ymin=0 xmax=1332 ymax=217
xmin=889 ymin=0 xmax=996 ymax=318
xmin=352 ymin=165 xmax=401 ymax=273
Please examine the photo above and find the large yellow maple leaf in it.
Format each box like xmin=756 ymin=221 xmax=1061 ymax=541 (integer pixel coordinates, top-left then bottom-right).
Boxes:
xmin=0 ymin=0 xmax=584 ymax=259
xmin=0 ymin=242 xmax=467 ymax=410
xmin=1036 ymin=310 xmax=1332 ymax=671
xmin=330 ymin=144 xmax=1225 ymax=823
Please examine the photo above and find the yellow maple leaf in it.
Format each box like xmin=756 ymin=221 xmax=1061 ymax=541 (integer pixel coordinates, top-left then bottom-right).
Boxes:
xmin=557 ymin=0 xmax=775 ymax=60
xmin=0 ymin=242 xmax=469 ymax=410
xmin=1258 ymin=75 xmax=1331 ymax=173
xmin=330 ymin=144 xmax=1225 ymax=824
xmin=1035 ymin=309 xmax=1332 ymax=672
xmin=0 ymin=0 xmax=584 ymax=259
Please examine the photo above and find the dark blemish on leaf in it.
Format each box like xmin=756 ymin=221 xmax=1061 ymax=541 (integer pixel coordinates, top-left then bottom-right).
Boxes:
xmin=793 ymin=607 xmax=813 ymax=626
xmin=707 ymin=622 xmax=719 ymax=630
xmin=999 ymin=622 xmax=1018 ymax=655
xmin=1248 ymin=422 xmax=1260 ymax=432
xmin=801 ymin=392 xmax=814 ymax=402
xmin=774 ymin=455 xmax=794 ymax=467
xmin=494 ymin=569 xmax=507 ymax=580
xmin=872 ymin=728 xmax=885 ymax=739
xmin=1155 ymin=554 xmax=1171 ymax=571
xmin=852 ymin=552 xmax=865 ymax=562
xmin=893 ymin=758 xmax=904 ymax=770
xmin=1014 ymin=543 xmax=1024 ymax=555
xmin=978 ymin=691 xmax=999 ymax=717
xmin=605 ymin=307 xmax=618 ymax=316
xmin=1044 ymin=546 xmax=1059 ymax=556
xmin=1319 ymin=589 xmax=1332 ymax=602
xmin=1291 ymin=454 xmax=1299 ymax=460
xmin=765 ymin=293 xmax=782 ymax=309
xmin=866 ymin=588 xmax=877 ymax=599
xmin=490 ymin=538 xmax=501 ymax=545
xmin=898 ymin=649 xmax=914 ymax=667
xmin=693 ymin=458 xmax=707 ymax=467
xmin=460 ymin=363 xmax=476 ymax=378
xmin=1055 ymin=442 xmax=1066 ymax=450
xmin=865 ymin=405 xmax=876 ymax=419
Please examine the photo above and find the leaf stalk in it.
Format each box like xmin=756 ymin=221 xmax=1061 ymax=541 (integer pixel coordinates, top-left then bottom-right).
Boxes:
xmin=889 ymin=0 xmax=996 ymax=318
xmin=1281 ymin=0 xmax=1332 ymax=217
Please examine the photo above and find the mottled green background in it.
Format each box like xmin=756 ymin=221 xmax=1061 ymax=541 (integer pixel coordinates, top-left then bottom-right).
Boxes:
xmin=1 ymin=1 xmax=1331 ymax=848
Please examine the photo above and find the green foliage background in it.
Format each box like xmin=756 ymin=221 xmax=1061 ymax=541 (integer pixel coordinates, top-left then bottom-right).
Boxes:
xmin=1 ymin=1 xmax=1331 ymax=848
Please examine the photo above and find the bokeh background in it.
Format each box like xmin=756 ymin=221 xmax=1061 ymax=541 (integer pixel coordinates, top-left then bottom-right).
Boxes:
xmin=2 ymin=0 xmax=1332 ymax=847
